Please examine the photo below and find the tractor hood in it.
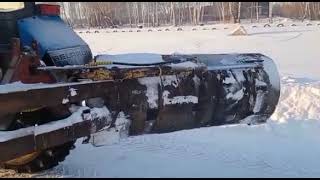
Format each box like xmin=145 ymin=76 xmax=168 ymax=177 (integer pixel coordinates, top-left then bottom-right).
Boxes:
xmin=17 ymin=15 xmax=92 ymax=66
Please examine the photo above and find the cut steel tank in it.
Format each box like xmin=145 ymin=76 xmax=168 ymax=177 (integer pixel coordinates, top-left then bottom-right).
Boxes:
xmin=95 ymin=53 xmax=280 ymax=134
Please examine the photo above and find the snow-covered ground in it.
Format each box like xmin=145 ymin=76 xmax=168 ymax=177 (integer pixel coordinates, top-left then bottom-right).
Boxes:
xmin=4 ymin=19 xmax=320 ymax=177
xmin=78 ymin=20 xmax=320 ymax=80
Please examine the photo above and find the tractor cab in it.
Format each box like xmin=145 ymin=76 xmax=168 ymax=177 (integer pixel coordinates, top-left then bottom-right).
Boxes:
xmin=0 ymin=2 xmax=92 ymax=84
xmin=0 ymin=3 xmax=34 ymax=81
xmin=0 ymin=2 xmax=92 ymax=68
xmin=0 ymin=2 xmax=64 ymax=44
xmin=0 ymin=2 xmax=35 ymax=45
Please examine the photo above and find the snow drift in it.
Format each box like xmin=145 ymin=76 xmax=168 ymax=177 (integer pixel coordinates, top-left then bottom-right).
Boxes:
xmin=271 ymin=76 xmax=320 ymax=123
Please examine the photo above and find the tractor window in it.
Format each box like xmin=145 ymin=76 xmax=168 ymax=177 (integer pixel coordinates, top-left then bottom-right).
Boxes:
xmin=0 ymin=2 xmax=24 ymax=12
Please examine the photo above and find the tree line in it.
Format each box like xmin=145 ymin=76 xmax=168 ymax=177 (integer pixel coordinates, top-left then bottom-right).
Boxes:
xmin=56 ymin=2 xmax=320 ymax=28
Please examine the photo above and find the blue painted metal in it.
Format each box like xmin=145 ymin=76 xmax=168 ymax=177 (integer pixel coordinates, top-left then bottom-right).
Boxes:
xmin=17 ymin=15 xmax=92 ymax=66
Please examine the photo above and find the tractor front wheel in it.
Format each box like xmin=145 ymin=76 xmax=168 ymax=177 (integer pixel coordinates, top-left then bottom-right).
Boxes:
xmin=1 ymin=106 xmax=76 ymax=173
xmin=3 ymin=141 xmax=75 ymax=173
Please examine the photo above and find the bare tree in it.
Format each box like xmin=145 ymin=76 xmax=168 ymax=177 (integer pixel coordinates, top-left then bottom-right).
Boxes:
xmin=228 ymin=2 xmax=234 ymax=23
xmin=171 ymin=2 xmax=176 ymax=26
xmin=237 ymin=2 xmax=241 ymax=23
xmin=58 ymin=2 xmax=320 ymax=29
xmin=218 ymin=2 xmax=225 ymax=23
xmin=304 ymin=2 xmax=311 ymax=21
xmin=256 ymin=2 xmax=259 ymax=22
xmin=127 ymin=2 xmax=132 ymax=27
xmin=269 ymin=2 xmax=273 ymax=23
xmin=215 ymin=2 xmax=222 ymax=22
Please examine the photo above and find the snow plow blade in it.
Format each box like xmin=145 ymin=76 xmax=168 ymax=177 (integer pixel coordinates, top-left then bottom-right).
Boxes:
xmin=0 ymin=53 xmax=280 ymax=163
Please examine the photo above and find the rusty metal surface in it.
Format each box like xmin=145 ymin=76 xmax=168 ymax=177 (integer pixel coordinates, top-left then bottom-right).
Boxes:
xmin=0 ymin=135 xmax=35 ymax=163
xmin=0 ymin=64 xmax=202 ymax=117
xmin=0 ymin=108 xmax=108 ymax=163
xmin=0 ymin=80 xmax=114 ymax=117
xmin=1 ymin=38 xmax=21 ymax=84
xmin=40 ymin=65 xmax=205 ymax=81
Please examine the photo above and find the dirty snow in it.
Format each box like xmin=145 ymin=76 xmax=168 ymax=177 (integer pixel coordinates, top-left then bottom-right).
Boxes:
xmin=90 ymin=111 xmax=131 ymax=147
xmin=138 ymin=75 xmax=185 ymax=108
xmin=62 ymin=98 xmax=69 ymax=104
xmin=69 ymin=88 xmax=78 ymax=97
xmin=253 ymin=90 xmax=265 ymax=113
xmin=137 ymin=77 xmax=160 ymax=109
xmin=226 ymin=89 xmax=244 ymax=101
xmin=161 ymin=75 xmax=179 ymax=87
xmin=255 ymin=79 xmax=267 ymax=87
xmin=3 ymin=18 xmax=320 ymax=177
xmin=162 ymin=90 xmax=198 ymax=105
xmin=224 ymin=76 xmax=236 ymax=84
